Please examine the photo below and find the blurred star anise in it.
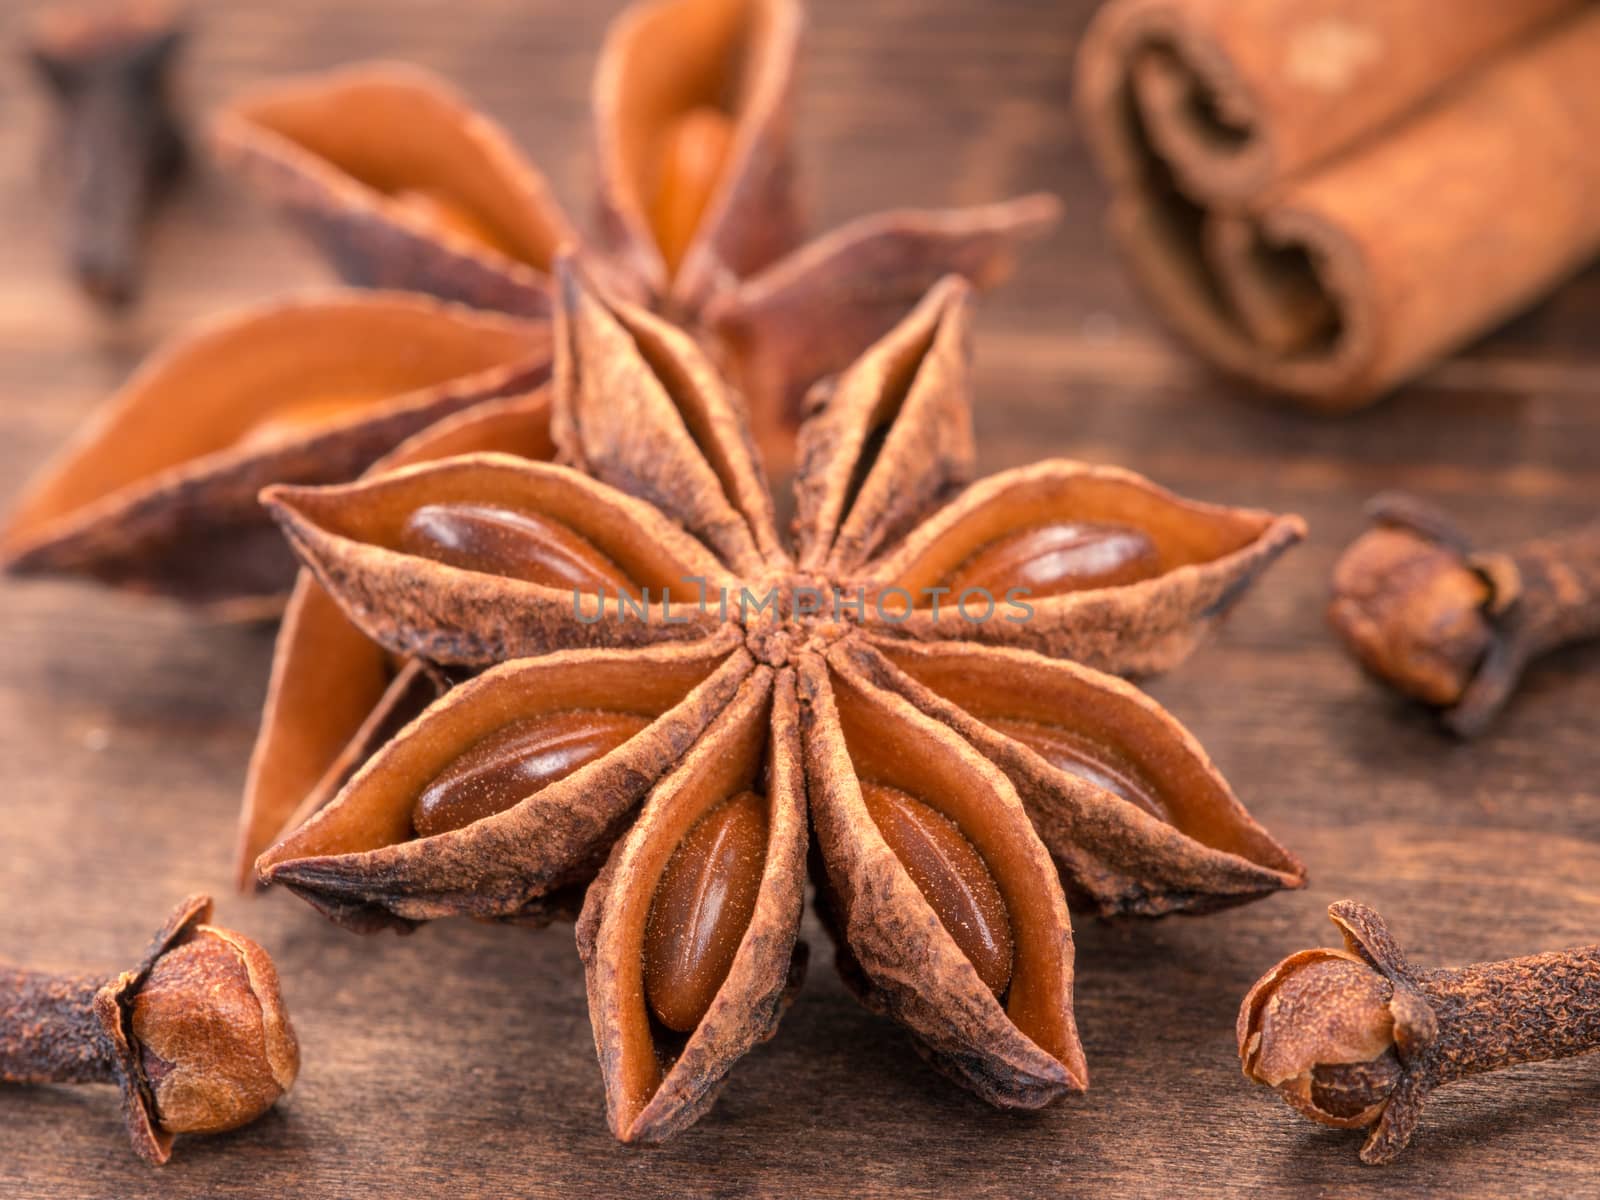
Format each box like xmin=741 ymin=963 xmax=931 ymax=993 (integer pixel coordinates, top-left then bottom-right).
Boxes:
xmin=213 ymin=0 xmax=1059 ymax=454
xmin=0 ymin=0 xmax=1056 ymax=616
xmin=249 ymin=263 xmax=1306 ymax=1142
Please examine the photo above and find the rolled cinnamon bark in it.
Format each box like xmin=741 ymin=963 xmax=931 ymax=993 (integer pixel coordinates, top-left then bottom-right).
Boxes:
xmin=1076 ymin=0 xmax=1600 ymax=409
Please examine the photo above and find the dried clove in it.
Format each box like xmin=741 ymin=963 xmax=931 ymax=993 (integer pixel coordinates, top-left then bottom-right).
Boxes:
xmin=28 ymin=0 xmax=188 ymax=310
xmin=0 ymin=895 xmax=298 ymax=1165
xmin=1328 ymin=492 xmax=1600 ymax=736
xmin=1239 ymin=900 xmax=1600 ymax=1164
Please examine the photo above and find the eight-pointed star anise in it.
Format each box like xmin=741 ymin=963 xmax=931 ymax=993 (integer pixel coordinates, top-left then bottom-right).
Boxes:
xmin=1 ymin=0 xmax=1056 ymax=616
xmin=248 ymin=262 xmax=1307 ymax=1142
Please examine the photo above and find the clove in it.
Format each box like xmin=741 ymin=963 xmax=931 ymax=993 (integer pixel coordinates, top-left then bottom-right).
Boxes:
xmin=28 ymin=0 xmax=188 ymax=310
xmin=1328 ymin=492 xmax=1600 ymax=736
xmin=1238 ymin=900 xmax=1600 ymax=1164
xmin=0 ymin=895 xmax=298 ymax=1165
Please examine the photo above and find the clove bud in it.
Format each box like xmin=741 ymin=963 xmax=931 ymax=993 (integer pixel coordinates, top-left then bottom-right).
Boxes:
xmin=0 ymin=895 xmax=298 ymax=1165
xmin=1239 ymin=901 xmax=1600 ymax=1164
xmin=28 ymin=0 xmax=188 ymax=310
xmin=1328 ymin=492 xmax=1600 ymax=736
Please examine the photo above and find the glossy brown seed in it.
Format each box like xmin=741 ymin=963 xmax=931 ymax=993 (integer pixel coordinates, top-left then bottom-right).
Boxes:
xmin=650 ymin=106 xmax=735 ymax=277
xmin=399 ymin=502 xmax=637 ymax=594
xmin=860 ymin=781 xmax=1013 ymax=996
xmin=946 ymin=522 xmax=1162 ymax=600
xmin=643 ymin=789 xmax=769 ymax=1033
xmin=390 ymin=187 xmax=519 ymax=260
xmin=412 ymin=709 xmax=652 ymax=837
xmin=986 ymin=716 xmax=1165 ymax=820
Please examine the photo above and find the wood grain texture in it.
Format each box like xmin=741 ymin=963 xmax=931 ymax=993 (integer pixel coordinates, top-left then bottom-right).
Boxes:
xmin=1 ymin=0 xmax=1597 ymax=1196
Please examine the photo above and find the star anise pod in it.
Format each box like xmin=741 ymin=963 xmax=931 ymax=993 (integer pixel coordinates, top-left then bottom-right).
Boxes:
xmin=2 ymin=0 xmax=1055 ymax=615
xmin=234 ymin=386 xmax=558 ymax=879
xmin=248 ymin=262 xmax=1307 ymax=1142
xmin=0 ymin=294 xmax=550 ymax=617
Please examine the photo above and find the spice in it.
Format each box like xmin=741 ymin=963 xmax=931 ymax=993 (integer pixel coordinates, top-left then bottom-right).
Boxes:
xmin=1239 ymin=900 xmax=1600 ymax=1164
xmin=5 ymin=0 xmax=1057 ymax=616
xmin=236 ymin=392 xmax=555 ymax=885
xmin=212 ymin=0 xmax=1060 ymax=464
xmin=1075 ymin=0 xmax=1600 ymax=409
xmin=0 ymin=297 xmax=551 ymax=617
xmin=247 ymin=264 xmax=1306 ymax=1141
xmin=0 ymin=896 xmax=298 ymax=1165
xmin=28 ymin=1 xmax=187 ymax=310
xmin=1328 ymin=492 xmax=1600 ymax=736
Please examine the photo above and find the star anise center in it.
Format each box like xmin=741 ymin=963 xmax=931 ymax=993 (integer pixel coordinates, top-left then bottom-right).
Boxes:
xmin=734 ymin=567 xmax=856 ymax=667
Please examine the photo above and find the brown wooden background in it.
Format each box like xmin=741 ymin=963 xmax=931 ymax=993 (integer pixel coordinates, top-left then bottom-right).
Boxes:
xmin=2 ymin=1 xmax=1598 ymax=1196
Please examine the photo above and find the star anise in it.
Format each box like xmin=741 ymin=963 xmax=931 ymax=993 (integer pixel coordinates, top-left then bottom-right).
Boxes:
xmin=248 ymin=262 xmax=1307 ymax=1142
xmin=0 ymin=295 xmax=551 ymax=617
xmin=1 ymin=0 xmax=1057 ymax=615
xmin=212 ymin=0 xmax=1059 ymax=452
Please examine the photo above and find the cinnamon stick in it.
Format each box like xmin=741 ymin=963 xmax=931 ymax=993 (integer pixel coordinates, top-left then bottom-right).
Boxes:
xmin=1076 ymin=0 xmax=1600 ymax=409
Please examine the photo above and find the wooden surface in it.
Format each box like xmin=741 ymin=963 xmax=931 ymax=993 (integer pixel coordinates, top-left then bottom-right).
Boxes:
xmin=2 ymin=1 xmax=1599 ymax=1196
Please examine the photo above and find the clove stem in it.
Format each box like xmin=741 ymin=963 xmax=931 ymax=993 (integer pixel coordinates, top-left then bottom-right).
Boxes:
xmin=1499 ymin=523 xmax=1600 ymax=661
xmin=0 ymin=967 xmax=114 ymax=1084
xmin=1418 ymin=947 xmax=1600 ymax=1080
